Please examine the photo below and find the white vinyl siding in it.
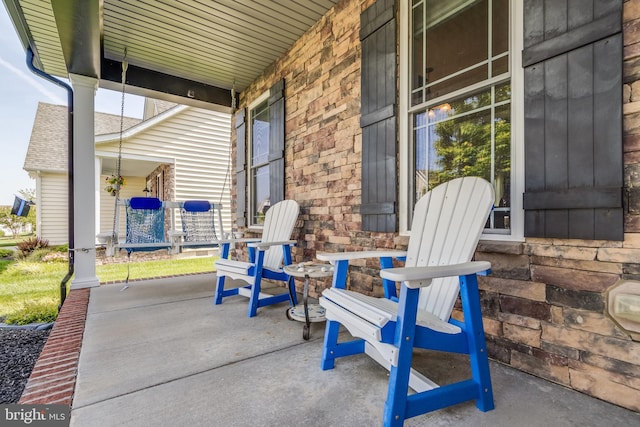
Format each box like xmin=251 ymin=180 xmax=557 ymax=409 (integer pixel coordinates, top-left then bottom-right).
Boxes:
xmin=96 ymin=107 xmax=232 ymax=237
xmin=38 ymin=173 xmax=68 ymax=245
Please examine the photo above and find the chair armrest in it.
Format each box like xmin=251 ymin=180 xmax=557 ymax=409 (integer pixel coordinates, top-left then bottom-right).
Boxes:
xmin=316 ymin=250 xmax=407 ymax=263
xmin=220 ymin=237 xmax=261 ymax=245
xmin=96 ymin=232 xmax=115 ymax=244
xmin=250 ymin=240 xmax=297 ymax=250
xmin=379 ymin=261 xmax=491 ymax=289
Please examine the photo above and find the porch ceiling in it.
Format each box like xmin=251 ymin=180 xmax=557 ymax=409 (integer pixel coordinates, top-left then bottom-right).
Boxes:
xmin=5 ymin=0 xmax=338 ymax=109
xmin=100 ymin=156 xmax=163 ymax=178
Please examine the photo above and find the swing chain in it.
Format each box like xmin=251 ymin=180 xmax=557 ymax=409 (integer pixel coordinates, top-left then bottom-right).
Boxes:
xmin=111 ymin=48 xmax=128 ymax=241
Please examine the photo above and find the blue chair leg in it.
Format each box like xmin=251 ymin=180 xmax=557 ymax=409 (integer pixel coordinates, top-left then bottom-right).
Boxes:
xmin=247 ymin=276 xmax=261 ymax=318
xmin=321 ymin=320 xmax=341 ymax=370
xmin=321 ymin=259 xmax=366 ymax=370
xmin=382 ymin=286 xmax=419 ymax=427
xmin=246 ymin=251 xmax=265 ymax=317
xmin=214 ymin=242 xmax=234 ymax=305
xmin=459 ymin=273 xmax=494 ymax=411
xmin=214 ymin=275 xmax=226 ymax=305
xmin=321 ymin=319 xmax=366 ymax=371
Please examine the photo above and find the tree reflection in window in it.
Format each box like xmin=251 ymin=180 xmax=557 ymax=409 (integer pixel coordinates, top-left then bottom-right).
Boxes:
xmin=415 ymin=84 xmax=511 ymax=231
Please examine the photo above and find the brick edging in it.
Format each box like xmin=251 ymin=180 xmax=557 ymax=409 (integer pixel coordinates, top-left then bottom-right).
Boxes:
xmin=18 ymin=288 xmax=89 ymax=406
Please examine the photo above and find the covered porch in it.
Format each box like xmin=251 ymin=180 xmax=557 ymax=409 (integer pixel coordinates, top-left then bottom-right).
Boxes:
xmin=5 ymin=0 xmax=640 ymax=418
xmin=20 ymin=277 xmax=640 ymax=426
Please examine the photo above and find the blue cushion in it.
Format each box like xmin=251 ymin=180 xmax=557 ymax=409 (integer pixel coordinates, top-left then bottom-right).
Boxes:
xmin=129 ymin=197 xmax=162 ymax=210
xmin=183 ymin=200 xmax=211 ymax=212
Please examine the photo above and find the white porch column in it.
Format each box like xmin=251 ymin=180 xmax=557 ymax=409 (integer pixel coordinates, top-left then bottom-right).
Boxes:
xmin=69 ymin=74 xmax=100 ymax=289
xmin=95 ymin=157 xmax=102 ymax=235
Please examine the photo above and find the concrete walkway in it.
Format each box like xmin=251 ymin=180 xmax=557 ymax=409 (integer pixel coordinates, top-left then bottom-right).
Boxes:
xmin=70 ymin=274 xmax=640 ymax=426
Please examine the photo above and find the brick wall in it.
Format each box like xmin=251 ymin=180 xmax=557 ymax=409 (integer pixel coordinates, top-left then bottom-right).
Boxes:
xmin=233 ymin=0 xmax=640 ymax=411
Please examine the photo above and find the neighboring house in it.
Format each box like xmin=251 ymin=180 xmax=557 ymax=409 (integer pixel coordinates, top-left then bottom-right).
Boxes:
xmin=6 ymin=0 xmax=640 ymax=413
xmin=24 ymin=100 xmax=232 ymax=245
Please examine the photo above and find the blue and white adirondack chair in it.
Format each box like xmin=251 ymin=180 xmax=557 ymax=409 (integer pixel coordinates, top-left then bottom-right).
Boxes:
xmin=214 ymin=199 xmax=300 ymax=317
xmin=318 ymin=177 xmax=495 ymax=426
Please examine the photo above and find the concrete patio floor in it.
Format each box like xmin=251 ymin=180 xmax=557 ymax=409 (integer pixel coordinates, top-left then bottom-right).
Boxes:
xmin=70 ymin=274 xmax=640 ymax=426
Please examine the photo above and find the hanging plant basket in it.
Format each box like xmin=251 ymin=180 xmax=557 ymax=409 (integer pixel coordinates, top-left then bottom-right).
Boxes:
xmin=105 ymin=175 xmax=126 ymax=195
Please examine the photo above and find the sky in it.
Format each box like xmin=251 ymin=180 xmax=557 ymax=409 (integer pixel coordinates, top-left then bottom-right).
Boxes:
xmin=0 ymin=4 xmax=145 ymax=206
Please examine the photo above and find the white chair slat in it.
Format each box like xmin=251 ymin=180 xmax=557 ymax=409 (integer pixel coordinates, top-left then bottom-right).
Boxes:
xmin=411 ymin=179 xmax=494 ymax=320
xmin=262 ymin=200 xmax=300 ymax=270
xmin=322 ymin=288 xmax=394 ymax=327
xmin=322 ymin=288 xmax=461 ymax=335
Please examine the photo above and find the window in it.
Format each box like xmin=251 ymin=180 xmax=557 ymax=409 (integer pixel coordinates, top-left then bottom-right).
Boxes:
xmin=156 ymin=171 xmax=164 ymax=200
xmin=248 ymin=94 xmax=271 ymax=226
xmin=236 ymin=80 xmax=285 ymax=228
xmin=401 ymin=0 xmax=522 ymax=237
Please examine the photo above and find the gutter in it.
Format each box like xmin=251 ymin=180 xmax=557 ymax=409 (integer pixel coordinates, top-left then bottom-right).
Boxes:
xmin=26 ymin=47 xmax=74 ymax=310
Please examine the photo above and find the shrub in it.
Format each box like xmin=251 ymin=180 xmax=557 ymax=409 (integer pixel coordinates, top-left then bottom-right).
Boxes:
xmin=4 ymin=300 xmax=58 ymax=325
xmin=54 ymin=244 xmax=69 ymax=253
xmin=17 ymin=236 xmax=49 ymax=258
xmin=26 ymin=248 xmax=60 ymax=263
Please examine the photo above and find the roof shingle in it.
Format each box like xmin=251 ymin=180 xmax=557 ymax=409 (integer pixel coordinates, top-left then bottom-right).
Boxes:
xmin=24 ymin=103 xmax=141 ymax=173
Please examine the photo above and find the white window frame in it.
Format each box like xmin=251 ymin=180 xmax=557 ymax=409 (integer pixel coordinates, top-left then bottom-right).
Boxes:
xmin=399 ymin=0 xmax=524 ymax=241
xmin=247 ymin=90 xmax=271 ymax=229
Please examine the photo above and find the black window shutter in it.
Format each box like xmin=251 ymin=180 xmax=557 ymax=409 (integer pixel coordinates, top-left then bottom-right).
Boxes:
xmin=269 ymin=79 xmax=285 ymax=205
xmin=360 ymin=0 xmax=397 ymax=232
xmin=235 ymin=108 xmax=247 ymax=227
xmin=523 ymin=0 xmax=623 ymax=240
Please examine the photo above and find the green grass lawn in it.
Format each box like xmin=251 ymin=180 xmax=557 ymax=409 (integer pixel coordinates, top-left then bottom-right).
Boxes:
xmin=0 ymin=256 xmax=217 ymax=324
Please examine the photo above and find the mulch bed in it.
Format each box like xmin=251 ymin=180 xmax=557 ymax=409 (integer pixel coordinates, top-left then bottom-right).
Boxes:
xmin=0 ymin=328 xmax=50 ymax=403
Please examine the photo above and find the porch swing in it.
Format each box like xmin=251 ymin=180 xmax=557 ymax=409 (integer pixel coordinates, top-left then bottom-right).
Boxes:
xmin=98 ymin=49 xmax=228 ymax=266
xmin=103 ymin=50 xmax=172 ymax=288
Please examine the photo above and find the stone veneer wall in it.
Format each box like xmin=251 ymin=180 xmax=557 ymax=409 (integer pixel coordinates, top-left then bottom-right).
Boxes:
xmin=232 ymin=0 xmax=640 ymax=412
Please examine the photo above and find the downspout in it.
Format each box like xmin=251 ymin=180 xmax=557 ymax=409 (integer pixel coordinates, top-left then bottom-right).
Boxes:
xmin=26 ymin=47 xmax=74 ymax=310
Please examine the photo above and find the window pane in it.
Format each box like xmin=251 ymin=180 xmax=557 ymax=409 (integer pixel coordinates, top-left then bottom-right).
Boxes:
xmin=415 ymin=112 xmax=429 ymax=199
xmin=414 ymin=85 xmax=511 ymax=232
xmin=411 ymin=0 xmax=425 ymax=105
xmin=425 ymin=0 xmax=488 ymax=86
xmin=492 ymin=56 xmax=509 ymax=77
xmin=491 ymin=102 xmax=511 ymax=230
xmin=427 ymin=65 xmax=488 ymax=101
xmin=492 ymin=0 xmax=509 ymax=57
xmin=251 ymin=165 xmax=270 ymax=225
xmin=252 ymin=101 xmax=269 ymax=165
xmin=495 ymin=82 xmax=511 ymax=103
xmin=427 ymin=88 xmax=491 ymax=125
xmin=426 ymin=104 xmax=492 ymax=190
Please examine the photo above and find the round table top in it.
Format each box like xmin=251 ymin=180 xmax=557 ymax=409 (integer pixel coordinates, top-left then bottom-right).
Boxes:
xmin=284 ymin=263 xmax=334 ymax=278
xmin=288 ymin=304 xmax=326 ymax=322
